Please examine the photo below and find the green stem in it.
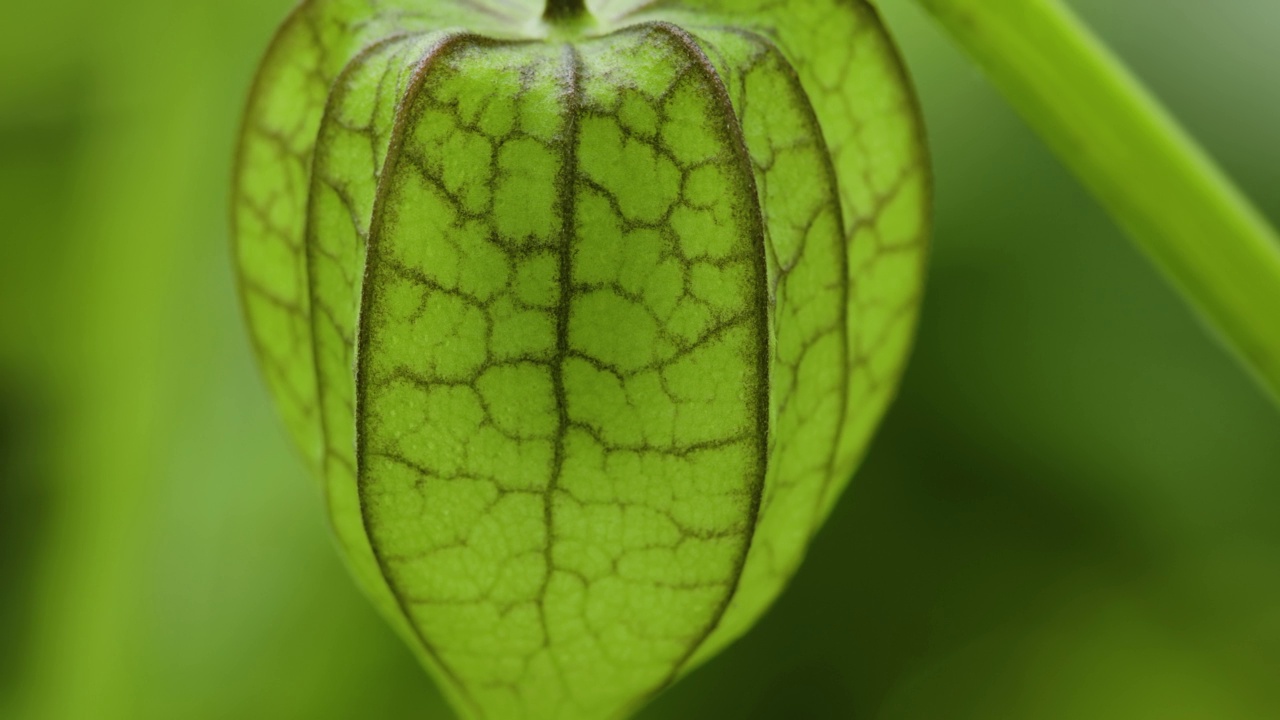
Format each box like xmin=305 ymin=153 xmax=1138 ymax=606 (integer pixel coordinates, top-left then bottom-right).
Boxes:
xmin=912 ymin=0 xmax=1280 ymax=405
xmin=543 ymin=0 xmax=590 ymax=23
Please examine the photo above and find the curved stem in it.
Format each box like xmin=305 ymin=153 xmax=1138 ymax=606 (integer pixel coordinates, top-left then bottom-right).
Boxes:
xmin=912 ymin=0 xmax=1280 ymax=405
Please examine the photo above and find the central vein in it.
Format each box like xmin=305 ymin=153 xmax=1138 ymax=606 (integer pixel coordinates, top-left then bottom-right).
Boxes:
xmin=541 ymin=40 xmax=582 ymax=639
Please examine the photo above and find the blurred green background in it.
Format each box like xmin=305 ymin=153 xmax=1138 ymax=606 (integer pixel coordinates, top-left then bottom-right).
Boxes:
xmin=2 ymin=0 xmax=1278 ymax=718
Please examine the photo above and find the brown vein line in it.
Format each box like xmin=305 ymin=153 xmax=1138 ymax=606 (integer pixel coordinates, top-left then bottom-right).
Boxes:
xmin=230 ymin=0 xmax=320 ymax=440
xmin=712 ymin=26 xmax=854 ymax=533
xmin=306 ymin=29 xmax=429 ymax=519
xmin=638 ymin=19 xmax=772 ymax=701
xmin=537 ymin=37 xmax=583 ymax=663
xmin=855 ymin=0 xmax=934 ymax=385
xmin=354 ymin=32 xmax=487 ymax=719
xmin=811 ymin=1 xmax=932 ymax=519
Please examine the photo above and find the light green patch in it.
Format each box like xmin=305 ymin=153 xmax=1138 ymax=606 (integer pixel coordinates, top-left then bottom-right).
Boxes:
xmin=477 ymin=362 xmax=558 ymax=437
xmin=514 ymin=251 xmax=560 ymax=308
xmin=569 ymin=290 xmax=659 ymax=372
xmin=495 ymin=138 xmax=561 ymax=243
xmin=617 ymin=90 xmax=660 ymax=137
xmin=578 ymin=114 xmax=682 ymax=224
xmin=490 ymin=298 xmax=557 ymax=360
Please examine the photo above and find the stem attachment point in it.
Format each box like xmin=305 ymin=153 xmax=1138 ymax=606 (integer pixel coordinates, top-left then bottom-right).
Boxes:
xmin=543 ymin=0 xmax=591 ymax=24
